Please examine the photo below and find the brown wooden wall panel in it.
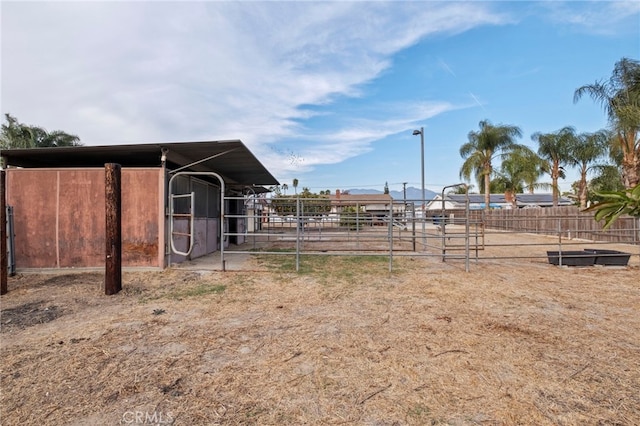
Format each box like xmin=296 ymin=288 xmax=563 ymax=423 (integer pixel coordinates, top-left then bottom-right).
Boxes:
xmin=6 ymin=170 xmax=58 ymax=268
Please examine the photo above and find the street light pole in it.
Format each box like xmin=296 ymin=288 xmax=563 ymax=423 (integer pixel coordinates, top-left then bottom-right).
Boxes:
xmin=413 ymin=127 xmax=426 ymax=250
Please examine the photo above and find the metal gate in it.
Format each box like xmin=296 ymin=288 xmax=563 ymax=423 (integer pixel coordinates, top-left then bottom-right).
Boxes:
xmin=169 ymin=192 xmax=195 ymax=257
xmin=167 ymin=171 xmax=225 ymax=269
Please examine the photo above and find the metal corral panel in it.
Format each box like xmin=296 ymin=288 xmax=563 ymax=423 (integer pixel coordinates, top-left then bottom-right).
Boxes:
xmin=6 ymin=168 xmax=164 ymax=269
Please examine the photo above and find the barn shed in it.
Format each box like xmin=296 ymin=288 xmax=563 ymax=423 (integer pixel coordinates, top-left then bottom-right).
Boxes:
xmin=1 ymin=140 xmax=278 ymax=270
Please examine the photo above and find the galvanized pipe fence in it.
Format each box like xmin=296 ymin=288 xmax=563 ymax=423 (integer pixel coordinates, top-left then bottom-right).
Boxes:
xmin=220 ymin=195 xmax=639 ymax=272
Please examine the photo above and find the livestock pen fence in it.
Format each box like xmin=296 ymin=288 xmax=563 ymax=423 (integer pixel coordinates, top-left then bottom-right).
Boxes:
xmin=221 ymin=195 xmax=640 ymax=272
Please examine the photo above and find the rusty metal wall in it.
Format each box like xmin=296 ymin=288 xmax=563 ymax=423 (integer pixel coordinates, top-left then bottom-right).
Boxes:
xmin=59 ymin=169 xmax=106 ymax=267
xmin=7 ymin=170 xmax=58 ymax=268
xmin=6 ymin=168 xmax=163 ymax=269
xmin=120 ymin=169 xmax=164 ymax=267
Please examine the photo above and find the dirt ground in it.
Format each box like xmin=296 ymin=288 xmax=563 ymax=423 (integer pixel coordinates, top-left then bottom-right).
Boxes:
xmin=1 ymin=240 xmax=639 ymax=425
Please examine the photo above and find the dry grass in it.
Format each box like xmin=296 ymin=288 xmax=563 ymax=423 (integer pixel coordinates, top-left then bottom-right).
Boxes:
xmin=1 ymin=250 xmax=639 ymax=425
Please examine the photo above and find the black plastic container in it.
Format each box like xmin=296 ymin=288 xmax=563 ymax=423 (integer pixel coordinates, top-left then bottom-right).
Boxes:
xmin=583 ymin=249 xmax=631 ymax=266
xmin=547 ymin=251 xmax=595 ymax=266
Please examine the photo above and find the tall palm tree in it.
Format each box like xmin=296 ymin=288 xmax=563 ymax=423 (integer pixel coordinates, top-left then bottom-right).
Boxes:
xmin=569 ymin=129 xmax=610 ymax=208
xmin=292 ymin=178 xmax=299 ymax=195
xmin=574 ymin=57 xmax=640 ymax=188
xmin=532 ymin=126 xmax=577 ymax=207
xmin=459 ymin=120 xmax=523 ymax=211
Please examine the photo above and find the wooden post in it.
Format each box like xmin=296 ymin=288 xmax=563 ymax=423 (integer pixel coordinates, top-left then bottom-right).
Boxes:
xmin=1 ymin=170 xmax=7 ymax=295
xmin=105 ymin=163 xmax=122 ymax=295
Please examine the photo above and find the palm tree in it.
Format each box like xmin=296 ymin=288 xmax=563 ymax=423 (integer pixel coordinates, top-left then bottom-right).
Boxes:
xmin=504 ymin=148 xmax=550 ymax=194
xmin=459 ymin=120 xmax=523 ymax=211
xmin=493 ymin=147 xmax=550 ymax=207
xmin=492 ymin=167 xmax=524 ymax=208
xmin=532 ymin=126 xmax=577 ymax=207
xmin=574 ymin=57 xmax=640 ymax=188
xmin=1 ymin=113 xmax=81 ymax=149
xmin=281 ymin=183 xmax=288 ymax=195
xmin=0 ymin=113 xmax=34 ymax=148
xmin=448 ymin=184 xmax=475 ymax=194
xmin=33 ymin=129 xmax=81 ymax=147
xmin=587 ymin=137 xmax=628 ymax=197
xmin=588 ymin=164 xmax=626 ymax=204
xmin=292 ymin=178 xmax=299 ymax=195
xmin=569 ymin=130 xmax=610 ymax=208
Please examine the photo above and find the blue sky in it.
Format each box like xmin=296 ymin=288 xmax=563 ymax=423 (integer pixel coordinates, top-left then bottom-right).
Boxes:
xmin=2 ymin=1 xmax=639 ymax=194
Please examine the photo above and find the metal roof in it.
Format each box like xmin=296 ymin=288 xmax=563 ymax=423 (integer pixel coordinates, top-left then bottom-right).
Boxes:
xmin=0 ymin=140 xmax=279 ymax=187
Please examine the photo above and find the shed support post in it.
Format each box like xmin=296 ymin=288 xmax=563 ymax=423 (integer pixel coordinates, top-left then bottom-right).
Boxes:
xmin=105 ymin=163 xmax=122 ymax=295
xmin=1 ymin=170 xmax=7 ymax=295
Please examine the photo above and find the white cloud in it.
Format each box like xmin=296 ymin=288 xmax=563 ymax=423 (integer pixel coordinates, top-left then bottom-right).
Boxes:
xmin=538 ymin=1 xmax=640 ymax=35
xmin=259 ymin=100 xmax=461 ymax=176
xmin=2 ymin=1 xmax=509 ymax=179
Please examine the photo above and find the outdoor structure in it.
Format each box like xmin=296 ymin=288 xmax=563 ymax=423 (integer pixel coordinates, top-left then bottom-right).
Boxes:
xmin=1 ymin=140 xmax=278 ymax=270
xmin=426 ymin=193 xmax=573 ymax=211
xmin=328 ymin=190 xmax=405 ymax=219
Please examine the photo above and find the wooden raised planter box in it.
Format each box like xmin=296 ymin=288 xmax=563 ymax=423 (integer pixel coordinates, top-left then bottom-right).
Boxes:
xmin=583 ymin=249 xmax=631 ymax=266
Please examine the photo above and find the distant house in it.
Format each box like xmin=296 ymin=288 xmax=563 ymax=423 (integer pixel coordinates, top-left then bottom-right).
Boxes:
xmin=328 ymin=190 xmax=405 ymax=218
xmin=426 ymin=193 xmax=573 ymax=211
